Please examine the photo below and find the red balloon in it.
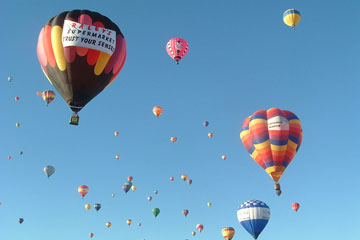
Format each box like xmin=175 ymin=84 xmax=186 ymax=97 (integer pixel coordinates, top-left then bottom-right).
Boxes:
xmin=291 ymin=202 xmax=300 ymax=212
xmin=15 ymin=96 xmax=20 ymax=101
xmin=170 ymin=177 xmax=174 ymax=181
xmin=128 ymin=176 xmax=133 ymax=182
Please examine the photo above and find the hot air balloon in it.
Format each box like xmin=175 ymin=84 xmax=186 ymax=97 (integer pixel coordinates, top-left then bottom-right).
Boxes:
xmin=112 ymin=193 xmax=116 ymax=197
xmin=291 ymin=202 xmax=300 ymax=212
xmin=283 ymin=9 xmax=301 ymax=29
xmin=188 ymin=179 xmax=192 ymax=185
xmin=222 ymin=227 xmax=235 ymax=240
xmin=37 ymin=10 xmax=126 ymax=125
xmin=166 ymin=38 xmax=189 ymax=64
xmin=240 ymin=108 xmax=302 ymax=195
xmin=183 ymin=209 xmax=189 ymax=217
xmin=204 ymin=121 xmax=209 ymax=127
xmin=207 ymin=202 xmax=212 ymax=207
xmin=208 ymin=132 xmax=213 ymax=138
xmin=196 ymin=224 xmax=204 ymax=232
xmin=36 ymin=91 xmax=42 ymax=96
xmin=16 ymin=123 xmax=20 ymax=128
xmin=181 ymin=174 xmax=188 ymax=181
xmin=18 ymin=218 xmax=24 ymax=224
xmin=221 ymin=155 xmax=227 ymax=160
xmin=19 ymin=151 xmax=23 ymax=155
xmin=138 ymin=222 xmax=142 ymax=226
xmin=128 ymin=176 xmax=133 ymax=182
xmin=192 ymin=231 xmax=196 ymax=236
xmin=115 ymin=154 xmax=120 ymax=159
xmin=8 ymin=156 xmax=11 ymax=160
xmin=78 ymin=185 xmax=89 ymax=198
xmin=170 ymin=137 xmax=177 ymax=143
xmin=123 ymin=181 xmax=132 ymax=193
xmin=152 ymin=208 xmax=160 ymax=218
xmin=153 ymin=106 xmax=163 ymax=117
xmin=94 ymin=203 xmax=101 ymax=211
xmin=147 ymin=196 xmax=152 ymax=201
xmin=127 ymin=219 xmax=132 ymax=226
xmin=131 ymin=185 xmax=136 ymax=191
xmin=106 ymin=222 xmax=111 ymax=228
xmin=170 ymin=177 xmax=174 ymax=181
xmin=44 ymin=165 xmax=55 ymax=178
xmin=114 ymin=131 xmax=119 ymax=136
xmin=8 ymin=76 xmax=12 ymax=82
xmin=154 ymin=190 xmax=158 ymax=195
xmin=15 ymin=96 xmax=20 ymax=101
xmin=237 ymin=200 xmax=270 ymax=240
xmin=85 ymin=204 xmax=91 ymax=210
xmin=42 ymin=90 xmax=56 ymax=105
xmin=89 ymin=233 xmax=94 ymax=238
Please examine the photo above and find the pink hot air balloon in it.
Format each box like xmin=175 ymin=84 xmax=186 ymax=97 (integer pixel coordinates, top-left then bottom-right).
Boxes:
xmin=170 ymin=177 xmax=174 ymax=181
xmin=166 ymin=38 xmax=189 ymax=64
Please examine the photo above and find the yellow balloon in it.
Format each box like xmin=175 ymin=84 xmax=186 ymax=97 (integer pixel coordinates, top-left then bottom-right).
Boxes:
xmin=85 ymin=204 xmax=91 ymax=210
xmin=131 ymin=185 xmax=136 ymax=191
xmin=106 ymin=222 xmax=111 ymax=228
xmin=283 ymin=9 xmax=301 ymax=29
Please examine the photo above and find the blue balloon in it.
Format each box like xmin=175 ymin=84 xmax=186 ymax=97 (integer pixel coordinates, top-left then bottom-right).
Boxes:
xmin=237 ymin=200 xmax=270 ymax=239
xmin=123 ymin=181 xmax=132 ymax=193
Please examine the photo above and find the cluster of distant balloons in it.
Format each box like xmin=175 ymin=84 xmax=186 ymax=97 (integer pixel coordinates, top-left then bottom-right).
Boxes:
xmin=6 ymin=7 xmax=303 ymax=240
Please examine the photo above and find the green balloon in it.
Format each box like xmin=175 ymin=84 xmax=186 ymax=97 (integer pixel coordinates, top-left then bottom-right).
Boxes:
xmin=152 ymin=208 xmax=160 ymax=218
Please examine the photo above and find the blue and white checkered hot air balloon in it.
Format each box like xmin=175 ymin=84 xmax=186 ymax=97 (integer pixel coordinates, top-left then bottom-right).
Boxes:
xmin=237 ymin=200 xmax=270 ymax=239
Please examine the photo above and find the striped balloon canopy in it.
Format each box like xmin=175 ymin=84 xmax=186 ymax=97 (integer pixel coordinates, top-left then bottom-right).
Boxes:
xmin=166 ymin=38 xmax=189 ymax=64
xmin=240 ymin=108 xmax=302 ymax=187
xmin=42 ymin=90 xmax=56 ymax=105
xmin=237 ymin=200 xmax=270 ymax=240
xmin=283 ymin=9 xmax=301 ymax=29
xmin=222 ymin=227 xmax=235 ymax=240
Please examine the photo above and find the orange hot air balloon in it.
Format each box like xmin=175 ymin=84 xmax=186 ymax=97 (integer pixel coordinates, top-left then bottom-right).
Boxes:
xmin=170 ymin=137 xmax=177 ymax=142
xmin=127 ymin=219 xmax=132 ymax=226
xmin=36 ymin=91 xmax=42 ymax=96
xmin=188 ymin=179 xmax=192 ymax=185
xmin=222 ymin=227 xmax=235 ymax=240
xmin=292 ymin=202 xmax=300 ymax=212
xmin=181 ymin=174 xmax=188 ymax=181
xmin=208 ymin=132 xmax=213 ymax=138
xmin=115 ymin=154 xmax=120 ymax=159
xmin=89 ymin=233 xmax=94 ymax=238
xmin=114 ymin=131 xmax=119 ymax=136
xmin=153 ymin=106 xmax=163 ymax=117
xmin=222 ymin=155 xmax=227 ymax=160
xmin=78 ymin=185 xmax=89 ymax=198
xmin=106 ymin=222 xmax=111 ymax=228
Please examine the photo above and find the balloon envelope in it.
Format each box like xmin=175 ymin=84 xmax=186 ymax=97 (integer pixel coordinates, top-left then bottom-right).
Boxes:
xmin=283 ymin=9 xmax=301 ymax=29
xmin=94 ymin=203 xmax=101 ymax=211
xmin=106 ymin=222 xmax=111 ymax=228
xmin=42 ymin=90 xmax=56 ymax=105
xmin=123 ymin=181 xmax=132 ymax=193
xmin=153 ymin=106 xmax=163 ymax=117
xmin=85 ymin=204 xmax=91 ymax=210
xmin=203 ymin=121 xmax=209 ymax=127
xmin=37 ymin=10 xmax=126 ymax=114
xmin=18 ymin=218 xmax=24 ymax=224
xmin=152 ymin=208 xmax=160 ymax=217
xmin=78 ymin=185 xmax=89 ymax=198
xmin=237 ymin=200 xmax=270 ymax=239
xmin=196 ymin=224 xmax=204 ymax=232
xmin=183 ymin=209 xmax=189 ymax=217
xmin=291 ymin=202 xmax=300 ymax=212
xmin=166 ymin=38 xmax=189 ymax=64
xmin=222 ymin=227 xmax=235 ymax=240
xmin=44 ymin=165 xmax=55 ymax=178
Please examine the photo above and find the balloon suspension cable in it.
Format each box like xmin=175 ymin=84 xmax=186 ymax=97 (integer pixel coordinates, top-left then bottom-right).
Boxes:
xmin=292 ymin=26 xmax=295 ymax=30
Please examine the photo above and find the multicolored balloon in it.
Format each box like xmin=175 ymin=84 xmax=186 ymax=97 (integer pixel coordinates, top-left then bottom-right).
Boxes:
xmin=187 ymin=179 xmax=192 ymax=185
xmin=283 ymin=9 xmax=301 ymax=29
xmin=123 ymin=181 xmax=132 ymax=193
xmin=166 ymin=38 xmax=189 ymax=64
xmin=183 ymin=209 xmax=189 ymax=217
xmin=237 ymin=200 xmax=270 ymax=240
xmin=78 ymin=185 xmax=89 ymax=198
xmin=181 ymin=174 xmax=188 ymax=181
xmin=208 ymin=132 xmax=213 ymax=138
xmin=127 ymin=219 xmax=132 ymax=226
xmin=114 ymin=131 xmax=119 ymax=136
xmin=152 ymin=208 xmax=160 ymax=218
xmin=18 ymin=218 xmax=24 ymax=224
xmin=192 ymin=231 xmax=196 ymax=236
xmin=170 ymin=137 xmax=177 ymax=143
xmin=291 ymin=202 xmax=300 ymax=212
xmin=44 ymin=165 xmax=55 ymax=178
xmin=204 ymin=121 xmax=209 ymax=127
xmin=222 ymin=227 xmax=235 ymax=240
xmin=37 ymin=10 xmax=126 ymax=122
xmin=196 ymin=224 xmax=204 ymax=232
xmin=42 ymin=90 xmax=56 ymax=105
xmin=94 ymin=203 xmax=101 ymax=211
xmin=240 ymin=108 xmax=302 ymax=194
xmin=153 ymin=106 xmax=163 ymax=117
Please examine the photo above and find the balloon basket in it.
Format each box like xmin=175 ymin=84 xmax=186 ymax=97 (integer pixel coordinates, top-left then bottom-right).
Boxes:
xmin=70 ymin=114 xmax=79 ymax=125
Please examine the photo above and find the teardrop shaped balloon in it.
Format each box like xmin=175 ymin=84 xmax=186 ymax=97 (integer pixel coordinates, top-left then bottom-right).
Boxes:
xmin=37 ymin=10 xmax=126 ymax=123
xmin=106 ymin=222 xmax=111 ymax=228
xmin=42 ymin=90 xmax=56 ymax=105
xmin=237 ymin=200 xmax=270 ymax=240
xmin=128 ymin=176 xmax=133 ymax=182
xmin=153 ymin=106 xmax=163 ymax=117
xmin=44 ymin=165 xmax=55 ymax=178
xmin=208 ymin=132 xmax=213 ymax=138
xmin=203 ymin=121 xmax=209 ymax=127
xmin=131 ymin=185 xmax=136 ymax=191
xmin=166 ymin=38 xmax=189 ymax=64
xmin=89 ymin=233 xmax=94 ymax=238
xmin=291 ymin=202 xmax=300 ymax=212
xmin=123 ymin=181 xmax=132 ymax=193
xmin=222 ymin=227 xmax=235 ymax=240
xmin=85 ymin=204 xmax=91 ymax=210
xmin=94 ymin=203 xmax=101 ymax=211
xmin=183 ymin=209 xmax=189 ymax=217
xmin=78 ymin=185 xmax=89 ymax=198
xmin=152 ymin=208 xmax=160 ymax=218
xmin=240 ymin=108 xmax=302 ymax=194
xmin=126 ymin=219 xmax=132 ymax=226
xmin=196 ymin=224 xmax=204 ymax=232
xmin=18 ymin=218 xmax=24 ymax=224
xmin=222 ymin=155 xmax=227 ymax=160
xmin=181 ymin=174 xmax=188 ymax=181
xmin=147 ymin=196 xmax=152 ymax=201
xmin=187 ymin=179 xmax=192 ymax=185
xmin=170 ymin=137 xmax=177 ymax=142
xmin=283 ymin=9 xmax=301 ymax=29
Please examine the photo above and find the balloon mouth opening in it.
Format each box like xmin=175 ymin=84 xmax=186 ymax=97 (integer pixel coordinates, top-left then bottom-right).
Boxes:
xmin=70 ymin=105 xmax=83 ymax=113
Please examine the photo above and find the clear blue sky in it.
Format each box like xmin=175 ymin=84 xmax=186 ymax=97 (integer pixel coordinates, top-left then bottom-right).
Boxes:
xmin=1 ymin=0 xmax=360 ymax=239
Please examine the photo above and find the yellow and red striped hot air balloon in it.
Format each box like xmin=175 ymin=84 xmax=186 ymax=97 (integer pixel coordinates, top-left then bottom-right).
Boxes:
xmin=42 ymin=90 xmax=56 ymax=105
xmin=240 ymin=108 xmax=302 ymax=195
xmin=78 ymin=185 xmax=89 ymax=198
xmin=222 ymin=227 xmax=235 ymax=240
xmin=153 ymin=106 xmax=163 ymax=117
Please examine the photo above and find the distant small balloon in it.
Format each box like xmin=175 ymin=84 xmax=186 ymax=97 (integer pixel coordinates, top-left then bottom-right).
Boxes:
xmin=196 ymin=224 xmax=204 ymax=232
xmin=183 ymin=209 xmax=189 ymax=217
xmin=16 ymin=123 xmax=20 ymax=128
xmin=204 ymin=121 xmax=209 ymax=127
xmin=208 ymin=132 xmax=213 ymax=138
xmin=78 ymin=185 xmax=89 ymax=198
xmin=128 ymin=176 xmax=133 ymax=182
xmin=207 ymin=202 xmax=212 ymax=207
xmin=170 ymin=137 xmax=177 ymax=142
xmin=89 ymin=233 xmax=94 ymax=238
xmin=8 ymin=76 xmax=12 ymax=82
xmin=222 ymin=155 xmax=227 ymax=160
xmin=170 ymin=177 xmax=174 ymax=181
xmin=152 ymin=208 xmax=160 ymax=218
xmin=131 ymin=185 xmax=136 ymax=191
xmin=94 ymin=203 xmax=101 ymax=211
xmin=20 ymin=151 xmax=23 ymax=155
xmin=147 ymin=196 xmax=152 ymax=201
xmin=138 ymin=222 xmax=142 ymax=226
xmin=15 ymin=96 xmax=20 ymax=101
xmin=115 ymin=155 xmax=120 ymax=159
xmin=153 ymin=106 xmax=163 ymax=117
xmin=106 ymin=222 xmax=111 ymax=228
xmin=188 ymin=179 xmax=192 ymax=185
xmin=8 ymin=156 xmax=11 ymax=160
xmin=44 ymin=165 xmax=55 ymax=178
xmin=192 ymin=231 xmax=196 ymax=236
xmin=114 ymin=131 xmax=119 ymax=136
xmin=154 ymin=190 xmax=158 ymax=194
xmin=127 ymin=219 xmax=132 ymax=226
xmin=85 ymin=204 xmax=91 ymax=211
xmin=291 ymin=202 xmax=300 ymax=212
xmin=112 ymin=193 xmax=116 ymax=197
xmin=18 ymin=218 xmax=24 ymax=224
xmin=36 ymin=91 xmax=42 ymax=96
xmin=181 ymin=174 xmax=188 ymax=181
